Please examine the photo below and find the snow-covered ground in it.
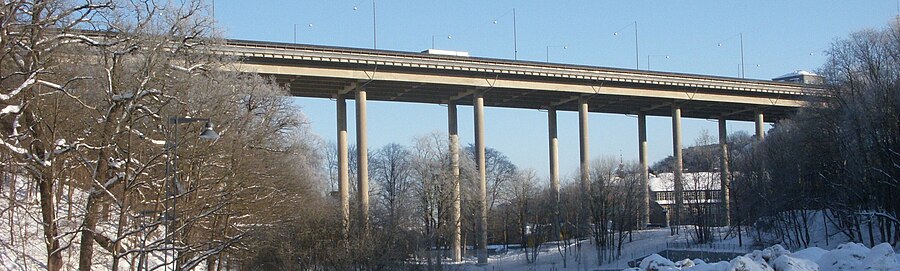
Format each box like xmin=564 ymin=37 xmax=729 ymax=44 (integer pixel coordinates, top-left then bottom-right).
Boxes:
xmin=452 ymin=227 xmax=744 ymax=271
xmin=450 ymin=222 xmax=899 ymax=271
xmin=626 ymin=242 xmax=899 ymax=271
xmin=0 ymin=178 xmax=173 ymax=270
xmin=3 ymin=175 xmax=896 ymax=271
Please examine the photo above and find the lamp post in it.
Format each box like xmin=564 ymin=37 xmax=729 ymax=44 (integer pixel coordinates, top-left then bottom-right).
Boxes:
xmin=165 ymin=117 xmax=218 ymax=270
xmin=372 ymin=0 xmax=377 ymax=49
xmin=717 ymin=33 xmax=745 ymax=78
xmin=293 ymin=23 xmax=313 ymax=44
xmin=513 ymin=8 xmax=518 ymax=60
xmin=431 ymin=34 xmax=452 ymax=49
xmin=488 ymin=8 xmax=518 ymax=59
xmin=647 ymin=55 xmax=669 ymax=70
xmin=546 ymin=45 xmax=567 ymax=63
xmin=614 ymin=21 xmax=640 ymax=69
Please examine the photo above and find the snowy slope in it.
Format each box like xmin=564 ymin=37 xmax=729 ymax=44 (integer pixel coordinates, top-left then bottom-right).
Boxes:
xmin=0 ymin=178 xmax=176 ymax=270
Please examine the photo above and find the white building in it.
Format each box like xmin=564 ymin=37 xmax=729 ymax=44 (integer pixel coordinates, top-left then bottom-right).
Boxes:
xmin=648 ymin=172 xmax=725 ymax=226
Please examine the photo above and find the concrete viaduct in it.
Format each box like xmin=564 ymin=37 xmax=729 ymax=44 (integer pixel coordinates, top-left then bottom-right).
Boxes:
xmin=217 ymin=40 xmax=825 ymax=263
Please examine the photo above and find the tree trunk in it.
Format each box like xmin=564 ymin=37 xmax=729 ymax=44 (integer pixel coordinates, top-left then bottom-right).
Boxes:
xmin=206 ymin=256 xmax=217 ymax=271
xmin=867 ymin=216 xmax=875 ymax=247
xmin=855 ymin=218 xmax=863 ymax=242
xmin=8 ymin=169 xmax=15 ymax=244
xmin=38 ymin=178 xmax=63 ymax=271
xmin=79 ymin=194 xmax=102 ymax=270
xmin=112 ymin=190 xmax=130 ymax=271
xmin=79 ymin=114 xmax=116 ymax=271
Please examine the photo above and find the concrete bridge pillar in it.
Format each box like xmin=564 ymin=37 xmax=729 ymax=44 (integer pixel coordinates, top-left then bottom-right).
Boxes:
xmin=672 ymin=103 xmax=684 ymax=229
xmin=337 ymin=95 xmax=350 ymax=238
xmin=718 ymin=117 xmax=731 ymax=226
xmin=578 ymin=97 xmax=591 ymax=237
xmin=548 ymin=107 xmax=561 ymax=241
xmin=638 ymin=112 xmax=650 ymax=228
xmin=356 ymin=89 xmax=369 ymax=232
xmin=448 ymin=101 xmax=462 ymax=262
xmin=755 ymin=111 xmax=765 ymax=141
xmin=474 ymin=90 xmax=488 ymax=264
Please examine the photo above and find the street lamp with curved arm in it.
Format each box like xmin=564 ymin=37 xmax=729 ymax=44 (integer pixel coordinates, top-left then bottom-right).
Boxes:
xmin=613 ymin=21 xmax=639 ymax=69
xmin=717 ymin=33 xmax=745 ymax=78
xmin=164 ymin=117 xmax=218 ymax=270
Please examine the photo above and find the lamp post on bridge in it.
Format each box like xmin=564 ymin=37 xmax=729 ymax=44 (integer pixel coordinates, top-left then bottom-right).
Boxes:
xmin=513 ymin=8 xmax=518 ymax=60
xmin=614 ymin=21 xmax=640 ymax=69
xmin=545 ymin=45 xmax=567 ymax=63
xmin=717 ymin=33 xmax=745 ymax=78
xmin=293 ymin=23 xmax=313 ymax=44
xmin=350 ymin=0 xmax=377 ymax=49
xmin=164 ymin=117 xmax=219 ymax=270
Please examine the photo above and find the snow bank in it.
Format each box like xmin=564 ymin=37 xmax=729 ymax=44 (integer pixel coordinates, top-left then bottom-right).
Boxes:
xmin=627 ymin=242 xmax=898 ymax=271
xmin=861 ymin=243 xmax=897 ymax=271
xmin=639 ymin=253 xmax=678 ymax=271
xmin=771 ymin=255 xmax=817 ymax=271
xmin=790 ymin=247 xmax=828 ymax=263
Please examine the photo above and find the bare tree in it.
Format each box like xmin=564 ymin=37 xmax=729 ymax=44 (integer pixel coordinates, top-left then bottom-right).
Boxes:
xmin=372 ymin=143 xmax=413 ymax=226
xmin=413 ymin=133 xmax=453 ymax=270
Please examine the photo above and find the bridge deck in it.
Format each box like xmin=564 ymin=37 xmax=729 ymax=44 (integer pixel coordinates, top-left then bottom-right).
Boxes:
xmin=220 ymin=40 xmax=825 ymax=122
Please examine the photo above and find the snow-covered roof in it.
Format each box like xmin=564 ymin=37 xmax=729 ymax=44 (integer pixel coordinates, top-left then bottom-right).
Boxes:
xmin=421 ymin=49 xmax=470 ymax=57
xmin=649 ymin=172 xmax=721 ymax=192
xmin=655 ymin=199 xmax=720 ymax=205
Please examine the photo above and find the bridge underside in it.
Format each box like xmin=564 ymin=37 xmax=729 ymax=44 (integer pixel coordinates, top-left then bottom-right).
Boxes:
xmin=266 ymin=73 xmax=797 ymax=122
xmin=225 ymin=40 xmax=819 ymax=123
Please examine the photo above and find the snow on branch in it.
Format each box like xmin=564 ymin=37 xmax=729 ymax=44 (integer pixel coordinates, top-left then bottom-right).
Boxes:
xmin=36 ymin=79 xmax=97 ymax=110
xmin=179 ymin=232 xmax=246 ymax=271
xmin=0 ymin=105 xmax=21 ymax=115
xmin=112 ymin=88 xmax=161 ymax=101
xmin=0 ymin=139 xmax=28 ymax=155
xmin=0 ymin=71 xmax=38 ymax=101
xmin=170 ymin=63 xmax=206 ymax=73
xmin=43 ymin=33 xmax=120 ymax=48
xmin=857 ymin=211 xmax=900 ymax=224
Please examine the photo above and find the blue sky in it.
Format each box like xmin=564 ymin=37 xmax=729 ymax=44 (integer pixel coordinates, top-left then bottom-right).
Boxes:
xmin=213 ymin=1 xmax=899 ymax=180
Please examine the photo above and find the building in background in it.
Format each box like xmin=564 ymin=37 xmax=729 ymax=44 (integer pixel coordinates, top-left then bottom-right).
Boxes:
xmin=648 ymin=172 xmax=726 ymax=227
